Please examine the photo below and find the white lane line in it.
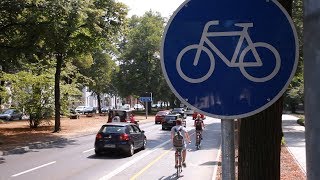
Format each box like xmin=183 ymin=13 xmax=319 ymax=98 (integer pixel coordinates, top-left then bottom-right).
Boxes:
xmin=99 ymin=139 xmax=171 ymax=180
xmin=211 ymin=147 xmax=222 ymax=180
xmin=83 ymin=148 xmax=95 ymax=153
xmin=11 ymin=161 xmax=56 ymax=177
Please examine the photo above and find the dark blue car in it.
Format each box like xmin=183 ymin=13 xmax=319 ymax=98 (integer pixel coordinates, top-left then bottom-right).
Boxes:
xmin=94 ymin=122 xmax=146 ymax=157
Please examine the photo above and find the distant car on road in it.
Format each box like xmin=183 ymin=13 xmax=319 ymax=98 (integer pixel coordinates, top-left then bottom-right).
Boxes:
xmin=155 ymin=110 xmax=170 ymax=124
xmin=107 ymin=109 xmax=139 ymax=126
xmin=94 ymin=122 xmax=147 ymax=156
xmin=162 ymin=113 xmax=186 ymax=130
xmin=171 ymin=108 xmax=186 ymax=119
xmin=0 ymin=109 xmax=23 ymax=121
xmin=184 ymin=107 xmax=194 ymax=116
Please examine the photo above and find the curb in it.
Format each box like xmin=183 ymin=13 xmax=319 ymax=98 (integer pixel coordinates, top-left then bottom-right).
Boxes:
xmin=285 ymin=145 xmax=306 ymax=175
xmin=0 ymin=119 xmax=154 ymax=156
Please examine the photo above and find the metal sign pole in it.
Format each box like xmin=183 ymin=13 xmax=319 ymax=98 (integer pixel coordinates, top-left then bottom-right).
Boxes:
xmin=221 ymin=119 xmax=235 ymax=180
xmin=145 ymin=101 xmax=148 ymax=119
xmin=304 ymin=1 xmax=320 ymax=178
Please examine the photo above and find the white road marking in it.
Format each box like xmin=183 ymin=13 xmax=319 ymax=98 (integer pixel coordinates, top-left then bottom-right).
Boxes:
xmin=211 ymin=146 xmax=221 ymax=180
xmin=99 ymin=139 xmax=171 ymax=180
xmin=11 ymin=161 xmax=56 ymax=177
xmin=83 ymin=148 xmax=95 ymax=153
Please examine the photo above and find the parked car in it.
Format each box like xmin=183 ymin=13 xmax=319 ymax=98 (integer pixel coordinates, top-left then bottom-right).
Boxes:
xmin=75 ymin=106 xmax=88 ymax=114
xmin=0 ymin=109 xmax=23 ymax=121
xmin=108 ymin=109 xmax=139 ymax=126
xmin=192 ymin=111 xmax=206 ymax=120
xmin=184 ymin=107 xmax=194 ymax=116
xmin=133 ymin=104 xmax=145 ymax=110
xmin=155 ymin=110 xmax=170 ymax=124
xmin=171 ymin=108 xmax=186 ymax=119
xmin=83 ymin=106 xmax=97 ymax=114
xmin=69 ymin=108 xmax=80 ymax=119
xmin=162 ymin=114 xmax=186 ymax=130
xmin=101 ymin=107 xmax=110 ymax=113
xmin=94 ymin=122 xmax=147 ymax=156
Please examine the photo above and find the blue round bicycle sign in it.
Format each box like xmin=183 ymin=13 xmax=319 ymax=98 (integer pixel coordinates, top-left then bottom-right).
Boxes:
xmin=161 ymin=0 xmax=298 ymax=119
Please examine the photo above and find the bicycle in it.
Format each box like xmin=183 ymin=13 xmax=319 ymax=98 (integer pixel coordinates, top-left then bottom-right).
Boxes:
xmin=176 ymin=20 xmax=281 ymax=83
xmin=175 ymin=147 xmax=183 ymax=177
xmin=195 ymin=130 xmax=202 ymax=150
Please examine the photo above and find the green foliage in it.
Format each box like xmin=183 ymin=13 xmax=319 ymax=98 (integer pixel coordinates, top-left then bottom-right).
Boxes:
xmin=284 ymin=0 xmax=304 ymax=112
xmin=116 ymin=11 xmax=174 ymax=102
xmin=297 ymin=118 xmax=305 ymax=126
xmin=0 ymin=0 xmax=128 ymax=131
xmin=2 ymin=70 xmax=54 ymax=128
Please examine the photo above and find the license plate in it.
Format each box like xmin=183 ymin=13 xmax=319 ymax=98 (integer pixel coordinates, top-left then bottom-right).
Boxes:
xmin=104 ymin=144 xmax=115 ymax=148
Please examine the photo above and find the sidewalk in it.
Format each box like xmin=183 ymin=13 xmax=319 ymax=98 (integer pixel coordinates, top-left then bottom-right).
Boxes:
xmin=282 ymin=114 xmax=306 ymax=174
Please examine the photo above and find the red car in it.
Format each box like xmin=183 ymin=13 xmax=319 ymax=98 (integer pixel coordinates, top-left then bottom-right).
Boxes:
xmin=192 ymin=112 xmax=205 ymax=120
xmin=155 ymin=110 xmax=169 ymax=124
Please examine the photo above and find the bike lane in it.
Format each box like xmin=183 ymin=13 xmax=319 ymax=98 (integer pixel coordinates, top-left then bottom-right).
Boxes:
xmin=120 ymin=118 xmax=221 ymax=180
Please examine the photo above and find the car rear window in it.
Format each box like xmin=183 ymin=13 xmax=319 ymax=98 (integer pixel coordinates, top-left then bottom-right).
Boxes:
xmin=157 ymin=111 xmax=168 ymax=115
xmin=164 ymin=116 xmax=177 ymax=121
xmin=100 ymin=126 xmax=126 ymax=133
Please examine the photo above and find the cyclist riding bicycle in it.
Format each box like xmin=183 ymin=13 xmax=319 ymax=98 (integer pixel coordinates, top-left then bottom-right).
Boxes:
xmin=171 ymin=119 xmax=191 ymax=168
xmin=194 ymin=114 xmax=205 ymax=140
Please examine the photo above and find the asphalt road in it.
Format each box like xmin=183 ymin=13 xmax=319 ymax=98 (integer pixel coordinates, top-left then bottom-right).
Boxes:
xmin=0 ymin=117 xmax=221 ymax=180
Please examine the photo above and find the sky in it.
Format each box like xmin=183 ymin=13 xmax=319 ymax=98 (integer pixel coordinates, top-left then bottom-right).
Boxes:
xmin=117 ymin=0 xmax=185 ymax=18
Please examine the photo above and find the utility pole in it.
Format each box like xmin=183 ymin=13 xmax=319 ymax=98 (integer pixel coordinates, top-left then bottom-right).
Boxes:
xmin=304 ymin=1 xmax=320 ymax=179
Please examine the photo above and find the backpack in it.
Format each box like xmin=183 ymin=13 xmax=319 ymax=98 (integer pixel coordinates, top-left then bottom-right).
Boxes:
xmin=172 ymin=127 xmax=184 ymax=148
xmin=195 ymin=120 xmax=203 ymax=130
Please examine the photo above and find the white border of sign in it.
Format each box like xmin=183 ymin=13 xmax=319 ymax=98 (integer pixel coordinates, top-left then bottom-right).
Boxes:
xmin=160 ymin=0 xmax=299 ymax=119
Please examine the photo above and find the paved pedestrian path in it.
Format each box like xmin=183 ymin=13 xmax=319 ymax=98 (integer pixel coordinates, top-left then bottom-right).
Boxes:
xmin=282 ymin=114 xmax=306 ymax=174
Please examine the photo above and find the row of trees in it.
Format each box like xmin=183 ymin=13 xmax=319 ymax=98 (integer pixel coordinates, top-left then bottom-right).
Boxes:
xmin=0 ymin=1 xmax=179 ymax=130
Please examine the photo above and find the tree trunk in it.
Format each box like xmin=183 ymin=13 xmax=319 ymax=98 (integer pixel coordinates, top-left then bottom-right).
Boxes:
xmin=97 ymin=94 xmax=101 ymax=113
xmin=238 ymin=1 xmax=292 ymax=178
xmin=238 ymin=97 xmax=283 ymax=180
xmin=0 ymin=80 xmax=4 ymax=108
xmin=54 ymin=54 xmax=63 ymax=132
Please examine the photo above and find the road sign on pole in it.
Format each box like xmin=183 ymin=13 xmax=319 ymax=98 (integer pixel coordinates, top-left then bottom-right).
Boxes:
xmin=161 ymin=0 xmax=298 ymax=119
xmin=139 ymin=97 xmax=152 ymax=102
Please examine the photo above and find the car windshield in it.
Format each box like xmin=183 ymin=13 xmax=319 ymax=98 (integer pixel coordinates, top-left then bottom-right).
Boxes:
xmin=76 ymin=106 xmax=86 ymax=109
xmin=164 ymin=116 xmax=177 ymax=121
xmin=2 ymin=109 xmax=13 ymax=114
xmin=156 ymin=111 xmax=168 ymax=116
xmin=100 ymin=126 xmax=126 ymax=134
xmin=112 ymin=110 xmax=126 ymax=117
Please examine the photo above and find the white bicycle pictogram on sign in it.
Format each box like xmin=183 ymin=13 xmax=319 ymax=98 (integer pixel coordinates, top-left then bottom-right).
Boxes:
xmin=176 ymin=20 xmax=281 ymax=83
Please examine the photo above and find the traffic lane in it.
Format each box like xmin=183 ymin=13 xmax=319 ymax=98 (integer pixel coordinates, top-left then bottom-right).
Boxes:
xmin=107 ymin=118 xmax=221 ymax=180
xmin=0 ymin=121 xmax=175 ymax=180
xmin=133 ymin=119 xmax=221 ymax=180
xmin=0 ymin=121 xmax=161 ymax=179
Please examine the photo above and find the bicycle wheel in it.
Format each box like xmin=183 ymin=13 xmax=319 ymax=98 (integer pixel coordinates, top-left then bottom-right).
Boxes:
xmin=239 ymin=42 xmax=281 ymax=82
xmin=176 ymin=44 xmax=215 ymax=83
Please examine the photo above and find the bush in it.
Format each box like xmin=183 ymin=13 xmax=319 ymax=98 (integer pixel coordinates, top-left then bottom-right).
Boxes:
xmin=297 ymin=118 xmax=305 ymax=126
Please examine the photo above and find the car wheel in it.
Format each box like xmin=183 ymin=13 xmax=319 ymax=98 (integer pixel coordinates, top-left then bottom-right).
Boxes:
xmin=126 ymin=143 xmax=134 ymax=157
xmin=19 ymin=116 xmax=22 ymax=120
xmin=162 ymin=126 xmax=165 ymax=130
xmin=141 ymin=138 xmax=147 ymax=150
xmin=95 ymin=150 xmax=102 ymax=156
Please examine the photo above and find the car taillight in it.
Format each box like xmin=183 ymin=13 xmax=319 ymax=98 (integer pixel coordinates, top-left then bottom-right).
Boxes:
xmin=96 ymin=133 xmax=103 ymax=140
xmin=120 ymin=133 xmax=130 ymax=141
